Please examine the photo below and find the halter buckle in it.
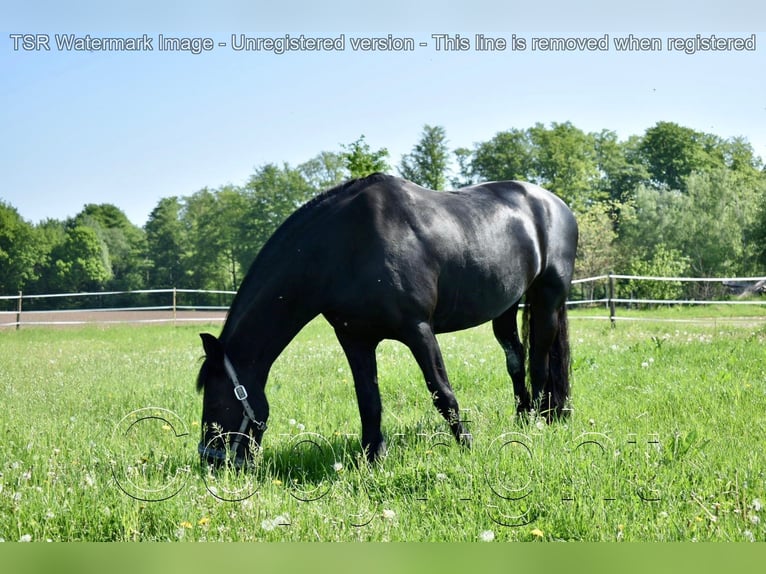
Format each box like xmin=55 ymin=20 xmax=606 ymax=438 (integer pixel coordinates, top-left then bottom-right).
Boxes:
xmin=233 ymin=384 xmax=248 ymax=401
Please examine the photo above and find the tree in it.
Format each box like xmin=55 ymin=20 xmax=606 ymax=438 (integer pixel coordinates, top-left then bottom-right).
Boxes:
xmin=471 ymin=128 xmax=535 ymax=182
xmin=676 ymin=168 xmax=763 ymax=278
xmin=244 ymin=163 xmax=316 ymax=259
xmin=639 ymin=122 xmax=721 ymax=191
xmin=298 ymin=151 xmax=348 ymax=191
xmin=451 ymin=147 xmax=476 ymax=188
xmin=528 ymin=122 xmax=602 ymax=210
xmin=626 ymin=244 xmax=691 ymax=302
xmin=145 ymin=197 xmax=187 ymax=288
xmin=341 ymin=135 xmax=390 ymax=178
xmin=50 ymin=225 xmax=112 ymax=293
xmin=574 ymin=203 xmax=618 ymax=278
xmin=72 ymin=204 xmax=147 ymax=291
xmin=0 ymin=202 xmax=42 ymax=293
xmin=593 ymin=131 xmax=649 ymax=204
xmin=398 ymin=125 xmax=450 ymax=189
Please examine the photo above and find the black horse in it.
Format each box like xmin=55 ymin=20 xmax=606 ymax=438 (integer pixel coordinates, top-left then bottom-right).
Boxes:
xmin=196 ymin=173 xmax=578 ymax=464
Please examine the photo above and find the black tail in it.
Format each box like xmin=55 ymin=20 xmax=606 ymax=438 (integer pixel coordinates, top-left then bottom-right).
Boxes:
xmin=548 ymin=305 xmax=571 ymax=416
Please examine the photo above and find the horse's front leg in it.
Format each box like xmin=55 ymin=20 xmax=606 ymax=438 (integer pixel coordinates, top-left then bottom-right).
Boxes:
xmin=402 ymin=320 xmax=473 ymax=448
xmin=334 ymin=331 xmax=386 ymax=461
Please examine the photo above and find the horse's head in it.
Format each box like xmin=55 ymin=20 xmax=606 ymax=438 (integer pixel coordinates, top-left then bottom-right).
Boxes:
xmin=196 ymin=333 xmax=268 ymax=467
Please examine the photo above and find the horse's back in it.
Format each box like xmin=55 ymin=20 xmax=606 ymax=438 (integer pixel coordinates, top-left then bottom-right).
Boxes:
xmin=316 ymin=176 xmax=576 ymax=334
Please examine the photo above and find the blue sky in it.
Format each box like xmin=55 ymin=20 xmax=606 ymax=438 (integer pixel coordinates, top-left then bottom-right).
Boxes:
xmin=2 ymin=0 xmax=764 ymax=226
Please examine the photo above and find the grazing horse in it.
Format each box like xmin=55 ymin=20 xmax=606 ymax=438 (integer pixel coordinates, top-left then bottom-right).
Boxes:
xmin=196 ymin=173 xmax=578 ymax=464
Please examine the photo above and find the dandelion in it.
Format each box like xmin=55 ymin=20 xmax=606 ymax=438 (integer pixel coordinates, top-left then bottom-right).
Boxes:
xmin=296 ymin=423 xmax=305 ymax=432
xmin=197 ymin=516 xmax=210 ymax=526
xmin=752 ymin=499 xmax=762 ymax=512
xmin=179 ymin=521 xmax=193 ymax=529
xmin=641 ymin=361 xmax=650 ymax=368
xmin=659 ymin=511 xmax=669 ymax=519
xmin=84 ymin=473 xmax=96 ymax=488
xmin=271 ymin=479 xmax=283 ymax=486
xmin=744 ymin=530 xmax=755 ymax=543
xmin=261 ymin=515 xmax=289 ymax=531
xmin=435 ymin=473 xmax=447 ymax=481
xmin=749 ymin=515 xmax=760 ymax=525
xmin=19 ymin=534 xmax=32 ymax=542
xmin=21 ymin=470 xmax=32 ymax=481
xmin=382 ymin=509 xmax=396 ymax=520
xmin=45 ymin=511 xmax=55 ymax=520
xmin=288 ymin=419 xmax=297 ymax=426
xmin=480 ymin=530 xmax=495 ymax=542
xmin=333 ymin=462 xmax=344 ymax=472
xmin=530 ymin=528 xmax=544 ymax=539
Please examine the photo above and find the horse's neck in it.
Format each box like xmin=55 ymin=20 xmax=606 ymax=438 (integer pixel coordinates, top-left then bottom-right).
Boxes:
xmin=221 ymin=288 xmax=317 ymax=378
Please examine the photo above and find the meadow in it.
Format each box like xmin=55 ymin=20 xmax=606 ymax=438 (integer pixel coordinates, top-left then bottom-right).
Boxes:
xmin=0 ymin=308 xmax=764 ymax=542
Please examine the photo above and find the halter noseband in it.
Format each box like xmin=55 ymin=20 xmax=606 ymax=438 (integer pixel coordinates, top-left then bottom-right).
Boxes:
xmin=198 ymin=352 xmax=267 ymax=465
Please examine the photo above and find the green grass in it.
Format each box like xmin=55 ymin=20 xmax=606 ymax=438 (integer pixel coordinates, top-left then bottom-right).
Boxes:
xmin=1 ymin=309 xmax=765 ymax=541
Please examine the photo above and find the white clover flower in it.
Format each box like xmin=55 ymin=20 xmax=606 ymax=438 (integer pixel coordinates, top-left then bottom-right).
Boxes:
xmin=744 ymin=530 xmax=755 ymax=542
xmin=261 ymin=518 xmax=276 ymax=531
xmin=332 ymin=462 xmax=344 ymax=472
xmin=381 ymin=509 xmax=396 ymax=520
xmin=749 ymin=514 xmax=760 ymax=525
xmin=288 ymin=419 xmax=296 ymax=426
xmin=435 ymin=473 xmax=447 ymax=481
xmin=296 ymin=423 xmax=305 ymax=432
xmin=752 ymin=499 xmax=762 ymax=512
xmin=480 ymin=530 xmax=495 ymax=542
xmin=19 ymin=534 xmax=32 ymax=542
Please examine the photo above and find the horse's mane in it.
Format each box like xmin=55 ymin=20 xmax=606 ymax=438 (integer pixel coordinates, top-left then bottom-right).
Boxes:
xmin=296 ymin=172 xmax=390 ymax=218
xmin=263 ymin=172 xmax=392 ymax=248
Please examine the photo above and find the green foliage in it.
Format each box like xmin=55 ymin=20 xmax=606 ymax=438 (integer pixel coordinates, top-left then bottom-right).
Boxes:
xmin=2 ymin=121 xmax=765 ymax=304
xmin=574 ymin=202 xmax=618 ymax=281
xmin=145 ymin=197 xmax=187 ymax=288
xmin=528 ymin=122 xmax=603 ymax=210
xmin=298 ymin=151 xmax=348 ymax=191
xmin=73 ymin=204 xmax=148 ymax=291
xmin=398 ymin=125 xmax=450 ymax=190
xmin=0 ymin=202 xmax=41 ymax=292
xmin=341 ymin=135 xmax=390 ymax=178
xmin=626 ymin=244 xmax=691 ymax=301
xmin=470 ymin=128 xmax=534 ymax=182
xmin=50 ymin=225 xmax=112 ymax=292
xmin=640 ymin=122 xmax=721 ymax=191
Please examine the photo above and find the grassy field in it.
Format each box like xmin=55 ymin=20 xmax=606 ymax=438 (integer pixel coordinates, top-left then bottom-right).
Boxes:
xmin=1 ymin=308 xmax=764 ymax=541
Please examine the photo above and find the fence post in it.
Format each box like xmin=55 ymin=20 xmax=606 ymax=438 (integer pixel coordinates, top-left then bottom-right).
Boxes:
xmin=172 ymin=287 xmax=177 ymax=326
xmin=16 ymin=291 xmax=22 ymax=330
xmin=608 ymin=273 xmax=616 ymax=327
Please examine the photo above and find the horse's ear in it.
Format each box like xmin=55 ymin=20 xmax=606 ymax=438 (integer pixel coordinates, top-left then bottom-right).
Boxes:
xmin=200 ymin=333 xmax=224 ymax=362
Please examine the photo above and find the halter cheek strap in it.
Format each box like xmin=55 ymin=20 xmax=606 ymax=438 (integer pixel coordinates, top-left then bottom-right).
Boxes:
xmin=198 ymin=353 xmax=267 ymax=465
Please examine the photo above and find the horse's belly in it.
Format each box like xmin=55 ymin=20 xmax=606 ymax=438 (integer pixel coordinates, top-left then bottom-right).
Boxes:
xmin=431 ymin=275 xmax=526 ymax=333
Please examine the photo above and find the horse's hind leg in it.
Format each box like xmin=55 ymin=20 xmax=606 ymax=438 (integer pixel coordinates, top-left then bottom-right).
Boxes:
xmin=402 ymin=321 xmax=472 ymax=447
xmin=526 ymin=279 xmax=571 ymax=421
xmin=492 ymin=303 xmax=531 ymax=413
xmin=335 ymin=331 xmax=386 ymax=461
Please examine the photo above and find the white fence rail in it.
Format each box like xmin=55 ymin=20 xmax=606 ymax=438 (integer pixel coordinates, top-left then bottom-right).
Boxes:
xmin=1 ymin=274 xmax=765 ymax=329
xmin=0 ymin=288 xmax=236 ymax=329
xmin=567 ymin=273 xmax=766 ymax=325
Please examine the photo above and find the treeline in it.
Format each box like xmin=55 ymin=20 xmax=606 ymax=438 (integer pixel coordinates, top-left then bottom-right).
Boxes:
xmin=2 ymin=122 xmax=766 ymax=307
